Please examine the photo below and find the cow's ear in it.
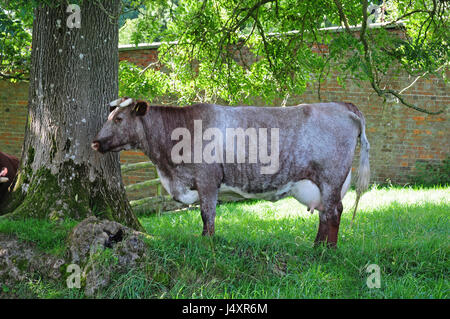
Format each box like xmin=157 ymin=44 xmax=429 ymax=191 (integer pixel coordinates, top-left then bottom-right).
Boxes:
xmin=133 ymin=100 xmax=149 ymax=116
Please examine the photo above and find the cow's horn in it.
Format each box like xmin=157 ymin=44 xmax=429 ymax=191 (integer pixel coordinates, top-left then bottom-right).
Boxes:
xmin=119 ymin=98 xmax=133 ymax=107
xmin=109 ymin=98 xmax=122 ymax=107
xmin=0 ymin=177 xmax=9 ymax=183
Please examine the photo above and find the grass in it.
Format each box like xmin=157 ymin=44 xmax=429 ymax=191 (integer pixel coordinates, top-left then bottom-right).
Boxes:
xmin=0 ymin=217 xmax=77 ymax=256
xmin=0 ymin=185 xmax=448 ymax=298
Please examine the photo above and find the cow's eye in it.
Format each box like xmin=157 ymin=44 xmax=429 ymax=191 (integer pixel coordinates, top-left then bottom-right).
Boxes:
xmin=114 ymin=117 xmax=122 ymax=124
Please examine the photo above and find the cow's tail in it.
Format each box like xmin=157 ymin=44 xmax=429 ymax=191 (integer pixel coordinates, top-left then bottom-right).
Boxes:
xmin=350 ymin=112 xmax=370 ymax=226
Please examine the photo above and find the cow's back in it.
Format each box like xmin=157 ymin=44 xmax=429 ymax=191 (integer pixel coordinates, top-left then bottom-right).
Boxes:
xmin=205 ymin=102 xmax=362 ymax=193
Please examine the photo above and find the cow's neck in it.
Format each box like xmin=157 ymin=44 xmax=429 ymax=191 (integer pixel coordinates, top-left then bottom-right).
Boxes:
xmin=138 ymin=105 xmax=193 ymax=173
xmin=137 ymin=113 xmax=163 ymax=166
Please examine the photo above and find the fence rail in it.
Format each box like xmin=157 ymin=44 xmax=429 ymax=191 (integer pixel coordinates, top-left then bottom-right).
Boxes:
xmin=125 ymin=178 xmax=161 ymax=192
xmin=121 ymin=161 xmax=185 ymax=214
xmin=121 ymin=161 xmax=245 ymax=214
xmin=121 ymin=161 xmax=155 ymax=173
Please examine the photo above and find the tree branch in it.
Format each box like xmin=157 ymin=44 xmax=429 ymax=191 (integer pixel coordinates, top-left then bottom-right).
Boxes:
xmin=358 ymin=0 xmax=444 ymax=115
xmin=0 ymin=71 xmax=29 ymax=81
xmin=254 ymin=14 xmax=275 ymax=72
xmin=333 ymin=0 xmax=354 ymax=36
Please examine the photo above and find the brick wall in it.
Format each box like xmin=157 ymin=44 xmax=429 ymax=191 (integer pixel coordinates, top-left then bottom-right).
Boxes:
xmin=119 ymin=44 xmax=159 ymax=68
xmin=0 ymin=43 xmax=448 ymax=197
xmin=291 ymin=72 xmax=448 ymax=184
xmin=0 ymin=80 xmax=28 ymax=157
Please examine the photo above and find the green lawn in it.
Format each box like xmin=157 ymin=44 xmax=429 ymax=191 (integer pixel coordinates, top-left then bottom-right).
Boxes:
xmin=1 ymin=186 xmax=448 ymax=298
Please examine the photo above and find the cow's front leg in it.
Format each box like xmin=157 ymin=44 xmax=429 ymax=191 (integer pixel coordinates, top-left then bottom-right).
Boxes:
xmin=197 ymin=186 xmax=219 ymax=236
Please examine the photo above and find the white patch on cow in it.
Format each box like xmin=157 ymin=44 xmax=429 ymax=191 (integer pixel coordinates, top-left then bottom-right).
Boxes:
xmin=177 ymin=189 xmax=199 ymax=205
xmin=0 ymin=177 xmax=9 ymax=183
xmin=156 ymin=168 xmax=198 ymax=204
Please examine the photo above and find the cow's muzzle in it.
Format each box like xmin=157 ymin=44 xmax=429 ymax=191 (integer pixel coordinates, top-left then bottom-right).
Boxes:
xmin=91 ymin=140 xmax=107 ymax=153
xmin=92 ymin=140 xmax=111 ymax=154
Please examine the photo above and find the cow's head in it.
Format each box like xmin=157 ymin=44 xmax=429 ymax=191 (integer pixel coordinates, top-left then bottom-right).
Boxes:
xmin=92 ymin=97 xmax=149 ymax=153
xmin=0 ymin=167 xmax=8 ymax=183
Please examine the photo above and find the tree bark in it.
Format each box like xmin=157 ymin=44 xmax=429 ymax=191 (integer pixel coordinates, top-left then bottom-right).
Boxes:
xmin=2 ymin=1 xmax=142 ymax=230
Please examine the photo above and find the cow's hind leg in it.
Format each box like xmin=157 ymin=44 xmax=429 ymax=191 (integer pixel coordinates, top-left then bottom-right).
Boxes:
xmin=315 ymin=212 xmax=329 ymax=245
xmin=326 ymin=201 xmax=343 ymax=247
xmin=314 ymin=186 xmax=343 ymax=247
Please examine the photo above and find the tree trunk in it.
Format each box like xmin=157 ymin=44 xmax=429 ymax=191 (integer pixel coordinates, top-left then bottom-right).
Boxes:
xmin=2 ymin=1 xmax=142 ymax=230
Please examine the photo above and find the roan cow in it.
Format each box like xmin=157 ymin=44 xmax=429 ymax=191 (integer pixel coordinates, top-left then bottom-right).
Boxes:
xmin=92 ymin=97 xmax=370 ymax=247
xmin=0 ymin=151 xmax=19 ymax=206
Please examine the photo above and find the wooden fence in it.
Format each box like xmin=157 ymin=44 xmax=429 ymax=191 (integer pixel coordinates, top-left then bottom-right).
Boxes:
xmin=121 ymin=161 xmax=246 ymax=214
xmin=121 ymin=161 xmax=185 ymax=214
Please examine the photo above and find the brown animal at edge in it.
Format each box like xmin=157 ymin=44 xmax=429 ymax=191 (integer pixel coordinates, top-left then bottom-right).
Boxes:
xmin=0 ymin=151 xmax=19 ymax=207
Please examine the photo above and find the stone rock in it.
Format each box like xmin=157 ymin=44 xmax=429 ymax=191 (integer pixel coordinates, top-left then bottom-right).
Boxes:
xmin=0 ymin=234 xmax=65 ymax=297
xmin=67 ymin=216 xmax=149 ymax=297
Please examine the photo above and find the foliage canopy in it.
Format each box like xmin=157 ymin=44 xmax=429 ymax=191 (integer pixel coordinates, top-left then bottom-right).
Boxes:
xmin=1 ymin=0 xmax=448 ymax=113
xmin=0 ymin=1 xmax=33 ymax=81
xmin=119 ymin=0 xmax=448 ymax=114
